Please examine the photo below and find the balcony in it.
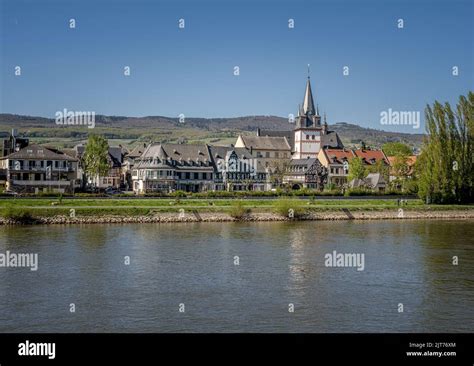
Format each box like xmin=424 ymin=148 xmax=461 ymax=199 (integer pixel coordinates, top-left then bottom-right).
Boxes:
xmin=9 ymin=166 xmax=75 ymax=172
xmin=11 ymin=180 xmax=72 ymax=186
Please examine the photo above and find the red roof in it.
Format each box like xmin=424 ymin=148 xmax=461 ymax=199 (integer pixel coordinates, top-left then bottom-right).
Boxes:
xmin=323 ymin=148 xmax=355 ymax=164
xmin=323 ymin=148 xmax=389 ymax=165
xmin=353 ymin=149 xmax=389 ymax=165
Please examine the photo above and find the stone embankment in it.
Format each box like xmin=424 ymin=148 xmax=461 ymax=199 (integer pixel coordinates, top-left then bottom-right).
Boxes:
xmin=1 ymin=209 xmax=473 ymax=225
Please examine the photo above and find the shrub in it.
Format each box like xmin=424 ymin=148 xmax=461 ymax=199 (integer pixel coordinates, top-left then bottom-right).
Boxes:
xmin=229 ymin=201 xmax=251 ymax=220
xmin=344 ymin=188 xmax=373 ymax=196
xmin=2 ymin=205 xmax=37 ymax=224
xmin=273 ymin=199 xmax=306 ymax=218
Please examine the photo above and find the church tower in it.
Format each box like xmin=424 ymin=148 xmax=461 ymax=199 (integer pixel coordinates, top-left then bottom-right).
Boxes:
xmin=293 ymin=72 xmax=325 ymax=159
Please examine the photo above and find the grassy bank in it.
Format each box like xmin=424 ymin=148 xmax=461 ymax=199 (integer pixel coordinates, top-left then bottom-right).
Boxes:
xmin=0 ymin=197 xmax=472 ymax=220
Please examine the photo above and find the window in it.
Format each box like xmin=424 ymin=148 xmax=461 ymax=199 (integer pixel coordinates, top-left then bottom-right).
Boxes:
xmin=265 ymin=152 xmax=270 ymax=158
xmin=275 ymin=152 xmax=279 ymax=158
xmin=185 ymin=172 xmax=190 ymax=179
xmin=306 ymin=135 xmax=309 ymax=140
xmin=331 ymin=168 xmax=334 ymax=174
xmin=312 ymin=135 xmax=315 ymax=140
xmin=194 ymin=172 xmax=199 ymax=180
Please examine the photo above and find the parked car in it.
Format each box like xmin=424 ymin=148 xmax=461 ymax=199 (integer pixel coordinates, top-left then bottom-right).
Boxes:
xmin=105 ymin=187 xmax=122 ymax=195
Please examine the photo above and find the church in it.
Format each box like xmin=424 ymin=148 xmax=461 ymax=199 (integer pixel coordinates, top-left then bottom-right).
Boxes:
xmin=238 ymin=74 xmax=343 ymax=160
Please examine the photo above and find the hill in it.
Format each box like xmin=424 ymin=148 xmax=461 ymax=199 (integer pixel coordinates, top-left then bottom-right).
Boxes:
xmin=0 ymin=114 xmax=424 ymax=149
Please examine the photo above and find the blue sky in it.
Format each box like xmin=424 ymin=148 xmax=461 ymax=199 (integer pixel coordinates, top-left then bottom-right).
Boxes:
xmin=0 ymin=0 xmax=472 ymax=132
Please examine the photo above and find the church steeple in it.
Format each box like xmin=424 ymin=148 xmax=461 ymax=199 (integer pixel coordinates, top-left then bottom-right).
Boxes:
xmin=302 ymin=76 xmax=316 ymax=116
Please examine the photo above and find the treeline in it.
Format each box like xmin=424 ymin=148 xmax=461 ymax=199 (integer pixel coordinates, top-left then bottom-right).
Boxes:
xmin=417 ymin=92 xmax=473 ymax=203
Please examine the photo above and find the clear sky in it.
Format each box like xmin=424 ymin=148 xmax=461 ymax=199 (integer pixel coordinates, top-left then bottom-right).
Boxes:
xmin=0 ymin=0 xmax=472 ymax=133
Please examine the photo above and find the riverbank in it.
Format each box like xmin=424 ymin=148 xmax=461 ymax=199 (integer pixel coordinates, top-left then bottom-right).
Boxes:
xmin=1 ymin=208 xmax=473 ymax=225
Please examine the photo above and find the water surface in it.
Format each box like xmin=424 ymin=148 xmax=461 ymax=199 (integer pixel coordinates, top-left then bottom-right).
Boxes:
xmin=0 ymin=220 xmax=473 ymax=332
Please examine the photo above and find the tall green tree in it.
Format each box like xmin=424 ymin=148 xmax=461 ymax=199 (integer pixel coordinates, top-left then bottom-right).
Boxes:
xmin=83 ymin=134 xmax=110 ymax=185
xmin=348 ymin=157 xmax=367 ymax=181
xmin=390 ymin=153 xmax=412 ymax=191
xmin=382 ymin=142 xmax=412 ymax=157
xmin=418 ymin=92 xmax=473 ymax=203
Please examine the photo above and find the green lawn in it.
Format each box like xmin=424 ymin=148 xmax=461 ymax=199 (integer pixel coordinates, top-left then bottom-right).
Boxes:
xmin=0 ymin=197 xmax=471 ymax=217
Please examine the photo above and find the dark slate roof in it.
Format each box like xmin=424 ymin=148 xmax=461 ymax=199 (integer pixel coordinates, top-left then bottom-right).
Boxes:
xmin=127 ymin=144 xmax=147 ymax=158
xmin=257 ymin=128 xmax=343 ymax=152
xmin=302 ymin=78 xmax=316 ymax=116
xmin=208 ymin=145 xmax=267 ymax=173
xmin=4 ymin=144 xmax=77 ymax=161
xmin=135 ymin=143 xmax=213 ymax=169
xmin=257 ymin=129 xmax=294 ymax=150
xmin=240 ymin=135 xmax=291 ymax=151
xmin=289 ymin=158 xmax=317 ymax=168
xmin=321 ymin=131 xmax=344 ymax=149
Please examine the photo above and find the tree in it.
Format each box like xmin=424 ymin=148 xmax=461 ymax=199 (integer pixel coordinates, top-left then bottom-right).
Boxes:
xmin=417 ymin=92 xmax=473 ymax=203
xmin=366 ymin=159 xmax=390 ymax=184
xmin=348 ymin=157 xmax=366 ymax=181
xmin=390 ymin=153 xmax=412 ymax=191
xmin=267 ymin=159 xmax=291 ymax=187
xmin=83 ymin=134 xmax=110 ymax=186
xmin=382 ymin=142 xmax=412 ymax=157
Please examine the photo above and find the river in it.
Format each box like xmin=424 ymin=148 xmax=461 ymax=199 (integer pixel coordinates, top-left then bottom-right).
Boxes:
xmin=0 ymin=220 xmax=473 ymax=332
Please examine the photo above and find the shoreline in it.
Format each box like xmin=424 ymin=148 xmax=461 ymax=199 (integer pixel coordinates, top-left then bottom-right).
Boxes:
xmin=1 ymin=209 xmax=473 ymax=225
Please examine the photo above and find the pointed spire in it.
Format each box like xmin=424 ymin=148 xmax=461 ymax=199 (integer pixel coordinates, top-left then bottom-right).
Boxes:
xmin=316 ymin=104 xmax=320 ymax=116
xmin=302 ymin=77 xmax=316 ymax=116
xmin=323 ymin=112 xmax=327 ymax=124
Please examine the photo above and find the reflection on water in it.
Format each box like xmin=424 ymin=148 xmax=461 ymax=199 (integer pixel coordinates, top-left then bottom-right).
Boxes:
xmin=0 ymin=220 xmax=473 ymax=332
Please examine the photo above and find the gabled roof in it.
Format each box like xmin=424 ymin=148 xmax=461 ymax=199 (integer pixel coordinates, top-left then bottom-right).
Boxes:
xmin=161 ymin=143 xmax=211 ymax=162
xmin=387 ymin=155 xmax=417 ymax=167
xmin=208 ymin=145 xmax=266 ymax=173
xmin=289 ymin=158 xmax=317 ymax=168
xmin=321 ymin=131 xmax=344 ymax=149
xmin=127 ymin=144 xmax=147 ymax=158
xmin=353 ymin=149 xmax=389 ymax=165
xmin=239 ymin=135 xmax=291 ymax=151
xmin=4 ymin=144 xmax=77 ymax=161
xmin=322 ymin=148 xmax=355 ymax=164
xmin=135 ymin=143 xmax=213 ymax=169
xmin=365 ymin=172 xmax=386 ymax=187
xmin=349 ymin=173 xmax=386 ymax=189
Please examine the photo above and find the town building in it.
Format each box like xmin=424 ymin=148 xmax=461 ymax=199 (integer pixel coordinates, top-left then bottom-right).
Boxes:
xmin=283 ymin=158 xmax=328 ymax=190
xmin=132 ymin=143 xmax=215 ymax=193
xmin=208 ymin=145 xmax=269 ymax=191
xmin=318 ymin=148 xmax=390 ymax=188
xmin=234 ymin=135 xmax=291 ymax=168
xmin=0 ymin=144 xmax=79 ymax=193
